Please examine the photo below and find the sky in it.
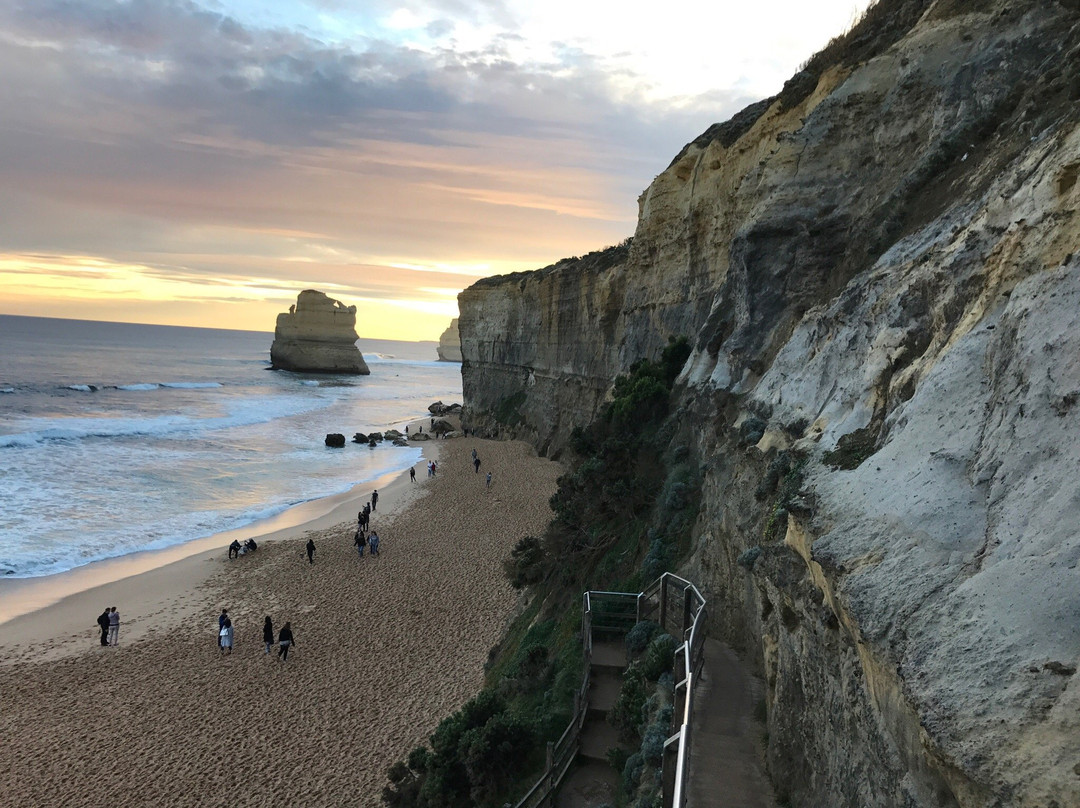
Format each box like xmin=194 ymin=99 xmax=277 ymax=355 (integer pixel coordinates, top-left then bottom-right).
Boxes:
xmin=0 ymin=0 xmax=871 ymax=340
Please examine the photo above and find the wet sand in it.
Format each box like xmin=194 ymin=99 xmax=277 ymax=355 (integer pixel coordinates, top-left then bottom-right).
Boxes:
xmin=0 ymin=436 xmax=560 ymax=808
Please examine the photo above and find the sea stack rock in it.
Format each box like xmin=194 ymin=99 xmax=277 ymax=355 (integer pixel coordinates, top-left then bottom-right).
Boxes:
xmin=436 ymin=318 xmax=462 ymax=362
xmin=270 ymin=290 xmax=370 ymax=374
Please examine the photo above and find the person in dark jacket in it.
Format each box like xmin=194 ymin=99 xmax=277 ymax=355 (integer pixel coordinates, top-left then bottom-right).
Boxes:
xmin=96 ymin=608 xmax=111 ymax=646
xmin=278 ymin=622 xmax=295 ymax=661
xmin=371 ymin=489 xmax=378 ymax=511
xmin=306 ymin=538 xmax=315 ymax=564
xmin=263 ymin=616 xmax=274 ymax=655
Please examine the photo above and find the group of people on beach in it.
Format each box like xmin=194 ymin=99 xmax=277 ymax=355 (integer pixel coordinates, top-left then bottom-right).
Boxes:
xmin=354 ymin=496 xmax=381 ymax=557
xmin=227 ymin=538 xmax=258 ymax=559
xmin=216 ymin=609 xmax=295 ymax=660
xmin=471 ymin=449 xmax=493 ymax=488
xmin=96 ymin=606 xmax=119 ymax=647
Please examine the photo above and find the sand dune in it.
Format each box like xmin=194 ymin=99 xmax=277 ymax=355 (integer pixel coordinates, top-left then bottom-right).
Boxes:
xmin=0 ymin=438 xmax=559 ymax=808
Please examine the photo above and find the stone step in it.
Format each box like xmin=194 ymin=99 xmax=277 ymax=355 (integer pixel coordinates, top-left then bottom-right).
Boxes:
xmin=588 ymin=669 xmax=623 ymax=715
xmin=555 ymin=760 xmax=619 ymax=808
xmin=590 ymin=640 xmax=627 ymax=676
xmin=578 ymin=717 xmax=623 ymax=764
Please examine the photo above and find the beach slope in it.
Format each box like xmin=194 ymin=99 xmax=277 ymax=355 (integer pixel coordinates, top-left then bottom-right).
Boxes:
xmin=0 ymin=438 xmax=558 ymax=808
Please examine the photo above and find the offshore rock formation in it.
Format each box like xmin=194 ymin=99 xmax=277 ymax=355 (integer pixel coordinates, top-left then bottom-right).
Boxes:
xmin=437 ymin=318 xmax=462 ymax=362
xmin=270 ymin=290 xmax=369 ymax=374
xmin=459 ymin=1 xmax=1080 ymax=805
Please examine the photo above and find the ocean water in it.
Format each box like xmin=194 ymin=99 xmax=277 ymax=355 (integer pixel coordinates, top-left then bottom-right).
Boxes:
xmin=0 ymin=315 xmax=462 ymax=578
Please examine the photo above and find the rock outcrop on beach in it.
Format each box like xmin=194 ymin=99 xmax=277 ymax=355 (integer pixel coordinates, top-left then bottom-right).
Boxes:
xmin=437 ymin=318 xmax=462 ymax=362
xmin=270 ymin=290 xmax=370 ymax=374
xmin=457 ymin=1 xmax=1080 ymax=805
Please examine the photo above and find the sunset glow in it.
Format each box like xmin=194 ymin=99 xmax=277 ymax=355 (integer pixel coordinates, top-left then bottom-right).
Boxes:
xmin=0 ymin=0 xmax=871 ymax=340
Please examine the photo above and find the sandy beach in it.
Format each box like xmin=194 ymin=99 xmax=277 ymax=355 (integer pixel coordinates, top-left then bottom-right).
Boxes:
xmin=0 ymin=435 xmax=560 ymax=808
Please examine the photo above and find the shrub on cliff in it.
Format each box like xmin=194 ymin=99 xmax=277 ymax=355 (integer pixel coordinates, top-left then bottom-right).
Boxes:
xmin=504 ymin=535 xmax=544 ymax=589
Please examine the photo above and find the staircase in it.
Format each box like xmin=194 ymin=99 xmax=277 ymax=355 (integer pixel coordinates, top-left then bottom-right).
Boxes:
xmin=557 ymin=641 xmax=627 ymax=808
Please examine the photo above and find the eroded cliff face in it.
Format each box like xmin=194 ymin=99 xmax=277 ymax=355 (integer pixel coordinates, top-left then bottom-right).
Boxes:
xmin=436 ymin=318 xmax=462 ymax=362
xmin=270 ymin=290 xmax=370 ymax=374
xmin=458 ymin=1 xmax=1080 ymax=805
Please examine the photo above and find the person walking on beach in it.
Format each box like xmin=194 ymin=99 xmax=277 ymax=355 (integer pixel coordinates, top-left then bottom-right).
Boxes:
xmin=306 ymin=538 xmax=316 ymax=564
xmin=472 ymin=448 xmax=477 ymax=463
xmin=97 ymin=607 xmax=111 ymax=647
xmin=371 ymin=489 xmax=378 ymax=512
xmin=354 ymin=527 xmax=366 ymax=557
xmin=278 ymin=622 xmax=294 ymax=661
xmin=219 ymin=618 xmax=233 ymax=655
xmin=409 ymin=466 xmax=416 ymax=483
xmin=473 ymin=455 xmax=481 ymax=473
xmin=228 ymin=539 xmax=241 ymax=559
xmin=369 ymin=531 xmax=380 ymax=556
xmin=486 ymin=471 xmax=492 ymax=489
xmin=263 ymin=616 xmax=274 ymax=654
xmin=108 ymin=606 xmax=120 ymax=646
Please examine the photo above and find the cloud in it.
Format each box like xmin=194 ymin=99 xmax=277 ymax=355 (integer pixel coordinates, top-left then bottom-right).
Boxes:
xmin=0 ymin=0 xmax=842 ymax=336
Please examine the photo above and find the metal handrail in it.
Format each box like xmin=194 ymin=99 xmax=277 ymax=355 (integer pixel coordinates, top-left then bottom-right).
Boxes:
xmin=512 ymin=574 xmax=706 ymax=808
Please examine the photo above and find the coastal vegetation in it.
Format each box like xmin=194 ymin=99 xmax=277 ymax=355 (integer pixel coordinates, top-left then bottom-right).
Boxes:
xmin=382 ymin=337 xmax=698 ymax=807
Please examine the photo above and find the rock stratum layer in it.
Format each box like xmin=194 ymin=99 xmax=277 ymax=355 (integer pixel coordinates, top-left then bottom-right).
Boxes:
xmin=459 ymin=1 xmax=1080 ymax=806
xmin=270 ymin=290 xmax=369 ymax=374
xmin=437 ymin=318 xmax=462 ymax=362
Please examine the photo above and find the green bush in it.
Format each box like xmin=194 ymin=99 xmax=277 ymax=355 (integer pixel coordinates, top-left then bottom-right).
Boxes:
xmin=625 ymin=621 xmax=662 ymax=656
xmin=504 ymin=535 xmax=544 ymax=589
xmin=609 ymin=664 xmax=650 ymax=737
xmin=622 ymin=752 xmax=645 ymax=793
xmin=641 ymin=634 xmax=678 ymax=682
xmin=460 ymin=712 xmax=534 ymax=802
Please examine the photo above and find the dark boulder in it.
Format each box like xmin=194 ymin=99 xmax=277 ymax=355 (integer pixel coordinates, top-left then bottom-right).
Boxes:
xmin=325 ymin=433 xmax=346 ymax=447
xmin=352 ymin=432 xmax=368 ymax=443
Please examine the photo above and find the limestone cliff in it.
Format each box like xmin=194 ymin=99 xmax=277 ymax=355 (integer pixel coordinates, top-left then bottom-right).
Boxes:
xmin=437 ymin=318 xmax=462 ymax=362
xmin=270 ymin=290 xmax=370 ymax=374
xmin=459 ymin=1 xmax=1080 ymax=805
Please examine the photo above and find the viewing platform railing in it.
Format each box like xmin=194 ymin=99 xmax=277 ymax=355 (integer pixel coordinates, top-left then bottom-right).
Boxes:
xmin=510 ymin=572 xmax=707 ymax=808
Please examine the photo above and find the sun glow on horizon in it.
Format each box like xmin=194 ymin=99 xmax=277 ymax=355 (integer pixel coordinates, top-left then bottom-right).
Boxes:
xmin=0 ymin=253 xmax=468 ymax=340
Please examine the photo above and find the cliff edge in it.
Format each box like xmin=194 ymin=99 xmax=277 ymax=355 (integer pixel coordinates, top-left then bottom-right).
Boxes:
xmin=458 ymin=0 xmax=1080 ymax=805
xmin=270 ymin=290 xmax=370 ymax=374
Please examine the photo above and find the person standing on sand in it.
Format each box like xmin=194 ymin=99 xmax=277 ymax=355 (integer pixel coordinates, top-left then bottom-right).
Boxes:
xmin=473 ymin=456 xmax=481 ymax=473
xmin=371 ymin=489 xmax=378 ymax=511
xmin=278 ymin=622 xmax=294 ymax=661
xmin=263 ymin=616 xmax=274 ymax=654
xmin=97 ymin=608 xmax=111 ymax=647
xmin=410 ymin=466 xmax=416 ymax=483
xmin=369 ymin=531 xmax=380 ymax=556
xmin=486 ymin=471 xmax=492 ymax=489
xmin=219 ymin=618 xmax=233 ymax=655
xmin=306 ymin=538 xmax=316 ymax=564
xmin=108 ymin=607 xmax=120 ymax=646
xmin=354 ymin=527 xmax=366 ymax=557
